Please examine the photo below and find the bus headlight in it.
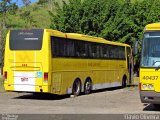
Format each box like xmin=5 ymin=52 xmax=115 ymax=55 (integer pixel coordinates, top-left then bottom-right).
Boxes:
xmin=142 ymin=84 xmax=147 ymax=89
xmin=148 ymin=84 xmax=154 ymax=89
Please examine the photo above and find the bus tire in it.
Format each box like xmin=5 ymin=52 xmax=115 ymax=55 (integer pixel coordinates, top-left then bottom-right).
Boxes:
xmin=72 ymin=79 xmax=81 ymax=96
xmin=84 ymin=79 xmax=92 ymax=95
xmin=153 ymin=104 xmax=160 ymax=108
xmin=122 ymin=75 xmax=127 ymax=88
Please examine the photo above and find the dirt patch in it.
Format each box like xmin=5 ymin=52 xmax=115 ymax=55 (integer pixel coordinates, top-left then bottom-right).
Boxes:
xmin=0 ymin=86 xmax=153 ymax=114
xmin=0 ymin=76 xmax=4 ymax=93
xmin=134 ymin=77 xmax=139 ymax=85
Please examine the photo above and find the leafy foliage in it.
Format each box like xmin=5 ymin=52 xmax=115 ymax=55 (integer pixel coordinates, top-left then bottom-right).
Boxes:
xmin=37 ymin=0 xmax=48 ymax=4
xmin=50 ymin=0 xmax=160 ymax=43
xmin=22 ymin=0 xmax=31 ymax=6
xmin=0 ymin=0 xmax=18 ymax=65
xmin=1 ymin=0 xmax=160 ymax=64
xmin=50 ymin=0 xmax=160 ymax=61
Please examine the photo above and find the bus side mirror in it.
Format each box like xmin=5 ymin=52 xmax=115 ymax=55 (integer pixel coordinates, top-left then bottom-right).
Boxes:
xmin=133 ymin=40 xmax=138 ymax=55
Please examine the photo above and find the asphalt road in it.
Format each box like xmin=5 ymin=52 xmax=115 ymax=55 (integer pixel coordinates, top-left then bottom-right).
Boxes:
xmin=1 ymin=79 xmax=160 ymax=120
xmin=0 ymin=86 xmax=160 ymax=114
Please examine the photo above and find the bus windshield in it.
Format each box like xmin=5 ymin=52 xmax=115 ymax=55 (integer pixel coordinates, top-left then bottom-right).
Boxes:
xmin=142 ymin=32 xmax=160 ymax=67
xmin=10 ymin=29 xmax=43 ymax=50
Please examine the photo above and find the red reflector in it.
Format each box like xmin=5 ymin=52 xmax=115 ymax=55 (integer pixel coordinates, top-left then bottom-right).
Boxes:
xmin=4 ymin=71 xmax=7 ymax=80
xmin=139 ymin=83 xmax=141 ymax=90
xmin=44 ymin=72 xmax=48 ymax=81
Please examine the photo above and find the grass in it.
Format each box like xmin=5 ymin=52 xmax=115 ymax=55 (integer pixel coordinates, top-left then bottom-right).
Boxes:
xmin=0 ymin=76 xmax=4 ymax=92
xmin=123 ymin=77 xmax=139 ymax=90
xmin=134 ymin=77 xmax=139 ymax=85
xmin=0 ymin=76 xmax=3 ymax=86
xmin=7 ymin=0 xmax=69 ymax=29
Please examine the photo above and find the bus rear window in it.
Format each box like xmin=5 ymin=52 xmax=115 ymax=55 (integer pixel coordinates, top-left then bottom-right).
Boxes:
xmin=10 ymin=29 xmax=43 ymax=50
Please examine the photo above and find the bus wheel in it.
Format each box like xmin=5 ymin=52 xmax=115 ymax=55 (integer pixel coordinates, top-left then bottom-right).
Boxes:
xmin=153 ymin=104 xmax=160 ymax=108
xmin=122 ymin=76 xmax=127 ymax=88
xmin=84 ymin=79 xmax=92 ymax=94
xmin=72 ymin=79 xmax=81 ymax=96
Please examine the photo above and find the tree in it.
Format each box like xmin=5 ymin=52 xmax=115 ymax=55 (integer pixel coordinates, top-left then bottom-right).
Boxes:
xmin=22 ymin=0 xmax=31 ymax=6
xmin=20 ymin=11 xmax=36 ymax=28
xmin=0 ymin=0 xmax=18 ymax=65
xmin=37 ymin=0 xmax=48 ymax=4
xmin=20 ymin=0 xmax=36 ymax=28
xmin=50 ymin=0 xmax=123 ymax=36
xmin=0 ymin=0 xmax=18 ymax=28
xmin=50 ymin=0 xmax=160 ymax=64
xmin=37 ymin=0 xmax=55 ymax=10
xmin=50 ymin=0 xmax=160 ymax=44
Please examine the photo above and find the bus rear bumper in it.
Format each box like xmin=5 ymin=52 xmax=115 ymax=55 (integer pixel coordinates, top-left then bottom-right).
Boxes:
xmin=4 ymin=84 xmax=51 ymax=93
xmin=140 ymin=91 xmax=160 ymax=104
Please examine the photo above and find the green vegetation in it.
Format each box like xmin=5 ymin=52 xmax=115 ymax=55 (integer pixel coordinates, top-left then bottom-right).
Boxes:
xmin=51 ymin=0 xmax=160 ymax=53
xmin=0 ymin=76 xmax=4 ymax=92
xmin=0 ymin=81 xmax=2 ymax=86
xmin=0 ymin=76 xmax=3 ymax=86
xmin=50 ymin=0 xmax=160 ymax=63
xmin=1 ymin=0 xmax=160 ymax=63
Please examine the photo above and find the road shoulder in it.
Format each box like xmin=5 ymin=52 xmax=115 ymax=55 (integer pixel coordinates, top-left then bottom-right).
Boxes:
xmin=0 ymin=76 xmax=4 ymax=93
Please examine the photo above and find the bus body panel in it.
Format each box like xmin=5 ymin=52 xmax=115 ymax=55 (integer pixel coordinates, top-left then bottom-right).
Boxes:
xmin=140 ymin=23 xmax=160 ymax=104
xmin=4 ymin=29 xmax=51 ymax=93
xmin=140 ymin=68 xmax=160 ymax=103
xmin=51 ymin=58 xmax=128 ymax=95
xmin=4 ymin=28 xmax=133 ymax=95
xmin=140 ymin=69 xmax=160 ymax=92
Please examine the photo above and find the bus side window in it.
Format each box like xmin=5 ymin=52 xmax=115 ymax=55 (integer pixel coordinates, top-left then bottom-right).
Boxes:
xmin=51 ymin=36 xmax=62 ymax=57
xmin=112 ymin=46 xmax=116 ymax=59
xmin=89 ymin=43 xmax=100 ymax=58
xmin=75 ymin=41 xmax=87 ymax=58
xmin=63 ymin=39 xmax=75 ymax=57
xmin=118 ymin=47 xmax=122 ymax=59
xmin=108 ymin=45 xmax=113 ymax=59
xmin=51 ymin=37 xmax=75 ymax=58
xmin=102 ymin=45 xmax=108 ymax=59
xmin=99 ymin=44 xmax=104 ymax=58
xmin=116 ymin=47 xmax=119 ymax=59
xmin=122 ymin=47 xmax=125 ymax=59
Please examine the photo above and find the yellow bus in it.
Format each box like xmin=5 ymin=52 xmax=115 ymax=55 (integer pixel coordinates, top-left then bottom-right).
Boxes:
xmin=3 ymin=29 xmax=133 ymax=95
xmin=140 ymin=23 xmax=160 ymax=104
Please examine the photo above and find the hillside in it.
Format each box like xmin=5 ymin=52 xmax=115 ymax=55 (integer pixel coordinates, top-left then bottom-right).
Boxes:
xmin=7 ymin=0 xmax=69 ymax=29
xmin=1 ymin=0 xmax=160 ymax=65
xmin=0 ymin=0 xmax=68 ymax=64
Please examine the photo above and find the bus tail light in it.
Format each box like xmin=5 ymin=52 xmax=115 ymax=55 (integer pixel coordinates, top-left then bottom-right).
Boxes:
xmin=44 ymin=72 xmax=48 ymax=82
xmin=4 ymin=71 xmax=7 ymax=80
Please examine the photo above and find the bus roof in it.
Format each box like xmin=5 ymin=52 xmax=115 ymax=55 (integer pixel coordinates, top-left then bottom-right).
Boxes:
xmin=9 ymin=28 xmax=130 ymax=47
xmin=65 ymin=33 xmax=130 ymax=47
xmin=14 ymin=28 xmax=129 ymax=47
xmin=145 ymin=23 xmax=160 ymax=31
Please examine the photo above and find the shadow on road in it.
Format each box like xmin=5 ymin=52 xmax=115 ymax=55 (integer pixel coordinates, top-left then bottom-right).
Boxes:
xmin=143 ymin=104 xmax=160 ymax=112
xmin=13 ymin=86 xmax=136 ymax=100
xmin=92 ymin=86 xmax=122 ymax=94
xmin=92 ymin=85 xmax=137 ymax=93
xmin=13 ymin=93 xmax=70 ymax=100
